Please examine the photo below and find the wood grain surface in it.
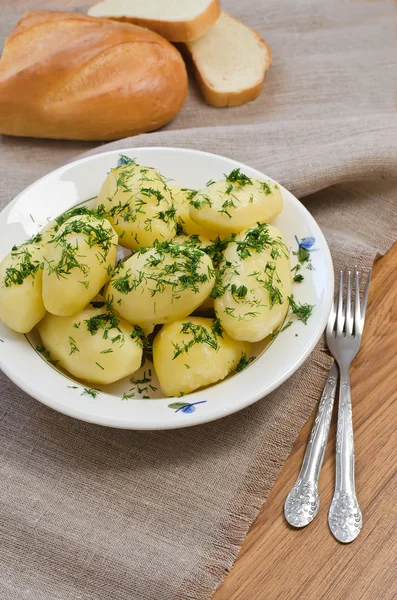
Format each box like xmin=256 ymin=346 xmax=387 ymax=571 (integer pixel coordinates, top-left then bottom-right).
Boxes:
xmin=214 ymin=243 xmax=397 ymax=600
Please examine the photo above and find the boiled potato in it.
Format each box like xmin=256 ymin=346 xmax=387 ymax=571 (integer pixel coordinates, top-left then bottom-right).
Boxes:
xmin=96 ymin=161 xmax=176 ymax=250
xmin=171 ymin=186 xmax=217 ymax=238
xmin=173 ymin=234 xmax=236 ymax=314
xmin=38 ymin=303 xmax=143 ymax=385
xmin=0 ymin=234 xmax=46 ymax=333
xmin=153 ymin=317 xmax=251 ymax=396
xmin=189 ymin=168 xmax=283 ymax=235
xmin=214 ymin=223 xmax=292 ymax=342
xmin=42 ymin=214 xmax=117 ymax=316
xmin=106 ymin=240 xmax=215 ymax=325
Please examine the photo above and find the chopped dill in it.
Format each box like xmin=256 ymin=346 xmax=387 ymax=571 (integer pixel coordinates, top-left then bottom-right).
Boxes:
xmin=235 ymin=223 xmax=288 ymax=260
xmin=230 ymin=284 xmax=248 ymax=300
xmin=293 ymin=273 xmax=304 ymax=283
xmin=81 ymin=388 xmax=99 ymax=399
xmin=84 ymin=311 xmax=125 ymax=345
xmin=172 ymin=319 xmax=223 ymax=359
xmin=68 ymin=337 xmax=79 ymax=355
xmin=111 ymin=240 xmax=213 ymax=300
xmin=4 ymin=247 xmax=42 ymax=287
xmin=288 ymin=295 xmax=314 ymax=324
xmin=130 ymin=325 xmax=151 ymax=349
xmin=234 ymin=352 xmax=256 ymax=373
xmin=281 ymin=320 xmax=293 ymax=332
xmin=260 ymin=182 xmax=273 ymax=195
xmin=224 ymin=168 xmax=253 ymax=187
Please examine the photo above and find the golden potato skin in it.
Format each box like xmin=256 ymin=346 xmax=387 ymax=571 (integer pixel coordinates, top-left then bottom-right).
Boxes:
xmin=38 ymin=304 xmax=143 ymax=385
xmin=214 ymin=223 xmax=292 ymax=342
xmin=153 ymin=317 xmax=251 ymax=396
xmin=97 ymin=162 xmax=176 ymax=250
xmin=42 ymin=214 xmax=117 ymax=316
xmin=189 ymin=170 xmax=283 ymax=235
xmin=106 ymin=240 xmax=215 ymax=325
xmin=0 ymin=235 xmax=46 ymax=333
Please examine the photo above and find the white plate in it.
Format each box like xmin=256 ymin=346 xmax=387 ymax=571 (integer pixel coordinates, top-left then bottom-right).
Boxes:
xmin=0 ymin=148 xmax=333 ymax=429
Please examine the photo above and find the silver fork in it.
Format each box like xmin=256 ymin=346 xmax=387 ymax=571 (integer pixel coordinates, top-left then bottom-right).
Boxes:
xmin=327 ymin=268 xmax=371 ymax=543
xmin=284 ymin=361 xmax=338 ymax=528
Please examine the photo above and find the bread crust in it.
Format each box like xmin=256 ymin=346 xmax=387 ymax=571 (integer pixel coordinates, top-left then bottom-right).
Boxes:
xmin=181 ymin=14 xmax=272 ymax=108
xmin=0 ymin=11 xmax=188 ymax=141
xmin=88 ymin=0 xmax=221 ymax=42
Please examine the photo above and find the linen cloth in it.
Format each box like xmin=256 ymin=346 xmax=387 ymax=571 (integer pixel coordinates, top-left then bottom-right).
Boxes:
xmin=0 ymin=1 xmax=396 ymax=598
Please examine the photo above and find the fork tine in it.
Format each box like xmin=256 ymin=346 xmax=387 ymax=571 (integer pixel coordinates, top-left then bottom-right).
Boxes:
xmin=336 ymin=270 xmax=345 ymax=335
xmin=354 ymin=269 xmax=361 ymax=336
xmin=345 ymin=270 xmax=353 ymax=335
xmin=359 ymin=268 xmax=372 ymax=329
xmin=327 ymin=299 xmax=337 ymax=335
xmin=361 ymin=269 xmax=372 ymax=317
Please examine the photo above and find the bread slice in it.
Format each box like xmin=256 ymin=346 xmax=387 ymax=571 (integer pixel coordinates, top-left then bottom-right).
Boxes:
xmin=87 ymin=0 xmax=221 ymax=42
xmin=182 ymin=12 xmax=272 ymax=108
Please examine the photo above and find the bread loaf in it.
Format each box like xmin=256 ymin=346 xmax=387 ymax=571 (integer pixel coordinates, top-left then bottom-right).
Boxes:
xmin=88 ymin=0 xmax=221 ymax=42
xmin=0 ymin=11 xmax=188 ymax=141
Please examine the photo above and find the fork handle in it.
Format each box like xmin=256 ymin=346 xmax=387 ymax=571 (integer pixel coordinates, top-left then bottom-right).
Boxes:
xmin=328 ymin=370 xmax=362 ymax=543
xmin=284 ymin=362 xmax=338 ymax=527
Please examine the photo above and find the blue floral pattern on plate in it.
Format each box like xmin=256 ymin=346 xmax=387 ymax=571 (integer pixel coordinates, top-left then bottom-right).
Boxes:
xmin=168 ymin=401 xmax=207 ymax=414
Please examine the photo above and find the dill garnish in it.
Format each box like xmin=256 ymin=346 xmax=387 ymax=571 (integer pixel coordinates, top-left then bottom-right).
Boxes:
xmin=234 ymin=352 xmax=256 ymax=373
xmin=4 ymin=248 xmax=41 ymax=287
xmin=230 ymin=284 xmax=248 ymax=300
xmin=235 ymin=223 xmax=288 ymax=260
xmin=224 ymin=168 xmax=253 ymax=187
xmin=172 ymin=319 xmax=223 ymax=359
xmin=184 ymin=189 xmax=199 ymax=202
xmin=68 ymin=336 xmax=79 ymax=356
xmin=281 ymin=320 xmax=293 ymax=332
xmin=84 ymin=312 xmax=124 ymax=344
xmin=90 ymin=300 xmax=106 ymax=308
xmin=53 ymin=205 xmax=105 ymax=233
xmin=130 ymin=325 xmax=151 ymax=350
xmin=288 ymin=295 xmax=314 ymax=324
xmin=203 ymin=236 xmax=234 ymax=269
xmin=190 ymin=194 xmax=212 ymax=210
xmin=51 ymin=216 xmax=115 ymax=259
xmin=81 ymin=388 xmax=99 ymax=399
xmin=156 ymin=205 xmax=177 ymax=224
xmin=260 ymin=182 xmax=273 ymax=195
xmin=111 ymin=240 xmax=213 ymax=300
xmin=130 ymin=371 xmax=157 ymax=395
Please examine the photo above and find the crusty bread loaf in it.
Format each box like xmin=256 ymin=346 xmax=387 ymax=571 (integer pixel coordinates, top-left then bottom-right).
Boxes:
xmin=88 ymin=0 xmax=221 ymax=42
xmin=182 ymin=12 xmax=271 ymax=108
xmin=0 ymin=11 xmax=188 ymax=141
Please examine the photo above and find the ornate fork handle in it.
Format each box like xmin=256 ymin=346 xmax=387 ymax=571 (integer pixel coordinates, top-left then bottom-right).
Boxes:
xmin=328 ymin=371 xmax=362 ymax=543
xmin=285 ymin=362 xmax=338 ymax=527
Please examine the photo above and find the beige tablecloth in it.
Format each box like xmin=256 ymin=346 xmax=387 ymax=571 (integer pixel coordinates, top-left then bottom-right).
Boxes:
xmin=0 ymin=1 xmax=396 ymax=599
